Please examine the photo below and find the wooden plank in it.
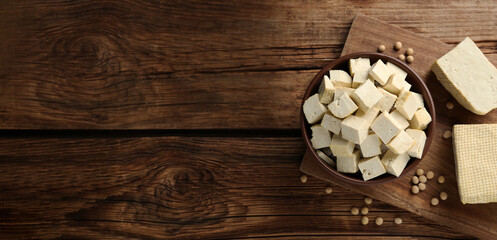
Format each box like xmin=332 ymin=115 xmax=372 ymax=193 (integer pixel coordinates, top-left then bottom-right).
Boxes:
xmin=301 ymin=15 xmax=497 ymax=240
xmin=0 ymin=1 xmax=496 ymax=129
xmin=0 ymin=137 xmax=470 ymax=239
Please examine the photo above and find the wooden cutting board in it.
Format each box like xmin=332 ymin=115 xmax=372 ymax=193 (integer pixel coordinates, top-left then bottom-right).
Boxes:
xmin=301 ymin=14 xmax=497 ymax=239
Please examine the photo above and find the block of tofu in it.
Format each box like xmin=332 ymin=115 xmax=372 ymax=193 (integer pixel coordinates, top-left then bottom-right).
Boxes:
xmin=383 ymin=74 xmax=407 ymax=95
xmin=329 ymin=70 xmax=352 ymax=88
xmin=328 ymin=92 xmax=358 ymax=118
xmin=337 ymin=150 xmax=360 ymax=173
xmin=310 ymin=125 xmax=332 ymax=149
xmin=369 ymin=60 xmax=394 ymax=85
xmin=395 ymin=91 xmax=421 ymax=120
xmin=333 ymin=87 xmax=355 ymax=101
xmin=349 ymin=58 xmax=371 ymax=76
xmin=376 ymin=87 xmax=397 ymax=112
xmin=352 ymin=71 xmax=370 ymax=88
xmin=320 ymin=112 xmax=341 ymax=135
xmin=318 ymin=75 xmax=335 ymax=104
xmin=350 ymin=81 xmax=383 ymax=111
xmin=386 ymin=130 xmax=414 ymax=154
xmin=330 ymin=134 xmax=355 ymax=157
xmin=358 ymin=156 xmax=387 ymax=181
xmin=432 ymin=37 xmax=497 ymax=115
xmin=411 ymin=91 xmax=425 ymax=108
xmin=390 ymin=110 xmax=409 ymax=130
xmin=453 ymin=124 xmax=497 ymax=204
xmin=359 ymin=133 xmax=382 ymax=158
xmin=381 ymin=150 xmax=410 ymax=177
xmin=355 ymin=107 xmax=380 ymax=127
xmin=316 ymin=149 xmax=336 ymax=167
xmin=303 ymin=93 xmax=328 ymax=124
xmin=341 ymin=116 xmax=369 ymax=144
xmin=371 ymin=112 xmax=403 ymax=143
xmin=405 ymin=129 xmax=427 ymax=159
xmin=402 ymin=81 xmax=412 ymax=92
xmin=386 ymin=62 xmax=408 ymax=81
xmin=409 ymin=108 xmax=432 ymax=130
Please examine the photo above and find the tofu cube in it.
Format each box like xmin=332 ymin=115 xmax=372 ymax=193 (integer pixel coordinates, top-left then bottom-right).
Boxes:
xmin=395 ymin=91 xmax=421 ymax=120
xmin=359 ymin=133 xmax=382 ymax=158
xmin=383 ymin=74 xmax=407 ymax=95
xmin=350 ymin=81 xmax=383 ymax=111
xmin=329 ymin=70 xmax=352 ymax=87
xmin=355 ymin=107 xmax=380 ymax=127
xmin=333 ymin=87 xmax=355 ymax=101
xmin=386 ymin=62 xmax=408 ymax=80
xmin=386 ymin=130 xmax=414 ymax=154
xmin=321 ymin=112 xmax=341 ymax=135
xmin=337 ymin=150 xmax=360 ymax=173
xmin=341 ymin=116 xmax=369 ymax=144
xmin=328 ymin=92 xmax=358 ymax=118
xmin=318 ymin=75 xmax=335 ymax=104
xmin=352 ymin=71 xmax=370 ymax=88
xmin=411 ymin=91 xmax=425 ymax=108
xmin=316 ymin=149 xmax=336 ymax=167
xmin=358 ymin=156 xmax=387 ymax=180
xmin=402 ymin=81 xmax=412 ymax=92
xmin=310 ymin=125 xmax=332 ymax=149
xmin=376 ymin=87 xmax=397 ymax=112
xmin=381 ymin=150 xmax=410 ymax=177
xmin=409 ymin=108 xmax=432 ymax=130
xmin=390 ymin=109 xmax=409 ymax=130
xmin=330 ymin=134 xmax=355 ymax=157
xmin=349 ymin=58 xmax=371 ymax=76
xmin=371 ymin=112 xmax=403 ymax=143
xmin=405 ymin=129 xmax=427 ymax=159
xmin=303 ymin=93 xmax=328 ymax=124
xmin=369 ymin=60 xmax=394 ymax=85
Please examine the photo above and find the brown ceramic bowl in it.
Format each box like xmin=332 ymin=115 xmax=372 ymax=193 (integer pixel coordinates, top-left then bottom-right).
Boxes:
xmin=300 ymin=52 xmax=436 ymax=185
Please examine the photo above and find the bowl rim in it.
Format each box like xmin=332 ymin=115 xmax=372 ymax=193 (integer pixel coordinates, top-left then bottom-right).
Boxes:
xmin=300 ymin=52 xmax=436 ymax=185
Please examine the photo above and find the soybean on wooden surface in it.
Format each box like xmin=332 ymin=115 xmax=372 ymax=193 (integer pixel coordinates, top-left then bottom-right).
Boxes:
xmin=0 ymin=137 xmax=470 ymax=239
xmin=301 ymin=15 xmax=497 ymax=240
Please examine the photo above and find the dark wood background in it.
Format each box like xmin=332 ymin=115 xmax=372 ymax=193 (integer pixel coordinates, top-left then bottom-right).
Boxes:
xmin=1 ymin=0 xmax=495 ymax=239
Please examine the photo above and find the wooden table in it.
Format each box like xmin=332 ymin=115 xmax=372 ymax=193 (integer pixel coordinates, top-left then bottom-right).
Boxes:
xmin=1 ymin=1 xmax=495 ymax=239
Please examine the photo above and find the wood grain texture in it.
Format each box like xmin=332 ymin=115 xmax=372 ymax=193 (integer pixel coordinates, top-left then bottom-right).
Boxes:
xmin=0 ymin=137 xmax=471 ymax=239
xmin=0 ymin=0 xmax=496 ymax=129
xmin=302 ymin=15 xmax=497 ymax=240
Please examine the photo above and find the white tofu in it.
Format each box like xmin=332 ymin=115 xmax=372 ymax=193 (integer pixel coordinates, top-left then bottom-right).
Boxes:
xmin=355 ymin=107 xmax=380 ymax=127
xmin=383 ymin=74 xmax=407 ymax=95
xmin=352 ymin=71 xmax=370 ymax=88
xmin=409 ymin=108 xmax=432 ymax=130
xmin=386 ymin=62 xmax=408 ymax=81
xmin=333 ymin=87 xmax=355 ymax=101
xmin=376 ymin=87 xmax=397 ymax=112
xmin=349 ymin=58 xmax=371 ymax=76
xmin=411 ymin=91 xmax=425 ymax=108
xmin=320 ymin=112 xmax=341 ymax=135
xmin=369 ymin=60 xmax=394 ymax=85
xmin=386 ymin=130 xmax=414 ymax=154
xmin=318 ymin=75 xmax=335 ymax=104
xmin=337 ymin=150 xmax=360 ymax=173
xmin=359 ymin=133 xmax=382 ymax=158
xmin=395 ymin=91 xmax=421 ymax=120
xmin=341 ymin=116 xmax=369 ymax=144
xmin=350 ymin=81 xmax=383 ymax=111
xmin=303 ymin=93 xmax=328 ymax=124
xmin=358 ymin=156 xmax=387 ymax=181
xmin=330 ymin=134 xmax=355 ymax=157
xmin=310 ymin=125 xmax=332 ymax=149
xmin=402 ymin=81 xmax=412 ymax=92
xmin=316 ymin=149 xmax=336 ymax=167
xmin=390 ymin=109 xmax=409 ymax=130
xmin=405 ymin=129 xmax=427 ymax=159
xmin=329 ymin=70 xmax=352 ymax=88
xmin=371 ymin=112 xmax=403 ymax=143
xmin=381 ymin=150 xmax=410 ymax=177
xmin=328 ymin=92 xmax=358 ymax=118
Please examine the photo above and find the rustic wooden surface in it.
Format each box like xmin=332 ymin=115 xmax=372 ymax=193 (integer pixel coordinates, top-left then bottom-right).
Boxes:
xmin=0 ymin=0 xmax=495 ymax=239
xmin=302 ymin=14 xmax=497 ymax=239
